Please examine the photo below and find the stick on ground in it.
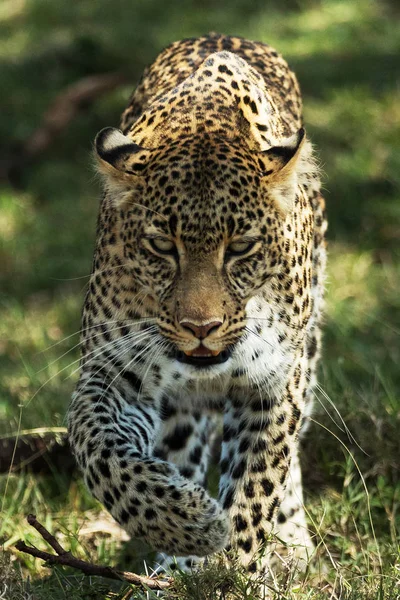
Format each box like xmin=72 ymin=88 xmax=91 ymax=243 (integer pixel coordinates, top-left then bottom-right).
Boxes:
xmin=15 ymin=514 xmax=172 ymax=591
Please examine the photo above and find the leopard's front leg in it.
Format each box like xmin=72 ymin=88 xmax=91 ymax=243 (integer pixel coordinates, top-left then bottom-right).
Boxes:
xmin=219 ymin=376 xmax=306 ymax=572
xmin=68 ymin=371 xmax=229 ymax=557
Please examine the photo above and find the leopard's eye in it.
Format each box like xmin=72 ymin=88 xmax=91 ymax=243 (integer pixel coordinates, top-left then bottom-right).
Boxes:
xmin=226 ymin=240 xmax=256 ymax=257
xmin=148 ymin=237 xmax=175 ymax=255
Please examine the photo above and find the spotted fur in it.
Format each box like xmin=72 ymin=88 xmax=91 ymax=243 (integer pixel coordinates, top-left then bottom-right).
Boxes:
xmin=68 ymin=34 xmax=327 ymax=575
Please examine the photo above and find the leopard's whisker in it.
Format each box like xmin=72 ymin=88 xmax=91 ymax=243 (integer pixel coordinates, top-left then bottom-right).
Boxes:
xmin=67 ymin=326 xmax=158 ymax=381
xmin=77 ymin=332 xmax=162 ymax=410
xmin=94 ymin=336 xmax=163 ymax=407
xmin=39 ymin=316 xmax=157 ymax=353
xmin=123 ymin=200 xmax=169 ymax=221
xmin=309 ymin=379 xmax=369 ymax=456
xmin=75 ymin=342 xmax=150 ymax=405
xmin=39 ymin=286 xmax=152 ymax=355
xmin=24 ymin=327 xmax=158 ymax=410
xmin=243 ymin=326 xmax=275 ymax=349
xmin=136 ymin=339 xmax=171 ymax=404
xmin=37 ymin=320 xmax=158 ymax=374
xmin=49 ymin=260 xmax=149 ymax=282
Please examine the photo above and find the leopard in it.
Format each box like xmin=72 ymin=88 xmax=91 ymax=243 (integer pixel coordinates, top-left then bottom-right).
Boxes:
xmin=68 ymin=33 xmax=327 ymax=578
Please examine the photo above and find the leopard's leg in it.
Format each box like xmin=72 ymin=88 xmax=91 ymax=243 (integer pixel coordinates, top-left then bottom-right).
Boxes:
xmin=272 ymin=447 xmax=314 ymax=569
xmin=218 ymin=367 xmax=307 ymax=574
xmin=68 ymin=370 xmax=229 ymax=558
xmin=153 ymin=404 xmax=218 ymax=573
xmin=270 ymin=321 xmax=324 ymax=567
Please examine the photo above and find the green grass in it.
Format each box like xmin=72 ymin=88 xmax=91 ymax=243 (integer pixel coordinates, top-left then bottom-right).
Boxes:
xmin=1 ymin=0 xmax=399 ymax=597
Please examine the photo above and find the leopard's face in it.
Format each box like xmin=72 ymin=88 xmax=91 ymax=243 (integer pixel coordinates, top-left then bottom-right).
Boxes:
xmin=92 ymin=50 xmax=309 ymax=380
xmin=106 ymin=137 xmax=284 ymax=375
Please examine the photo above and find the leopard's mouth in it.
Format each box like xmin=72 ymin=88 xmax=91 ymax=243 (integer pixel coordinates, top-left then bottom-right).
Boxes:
xmin=176 ymin=345 xmax=232 ymax=367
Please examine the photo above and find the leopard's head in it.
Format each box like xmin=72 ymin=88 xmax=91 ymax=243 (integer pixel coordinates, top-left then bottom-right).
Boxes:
xmin=93 ymin=52 xmax=312 ymax=376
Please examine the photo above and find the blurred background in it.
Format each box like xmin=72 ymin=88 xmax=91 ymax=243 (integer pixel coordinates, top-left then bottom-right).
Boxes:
xmin=0 ymin=0 xmax=399 ymax=597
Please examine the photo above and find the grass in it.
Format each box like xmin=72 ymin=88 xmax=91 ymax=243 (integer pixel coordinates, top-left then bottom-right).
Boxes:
xmin=1 ymin=0 xmax=399 ymax=597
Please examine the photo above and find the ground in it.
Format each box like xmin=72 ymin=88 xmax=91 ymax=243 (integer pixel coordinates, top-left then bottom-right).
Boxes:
xmin=0 ymin=0 xmax=399 ymax=598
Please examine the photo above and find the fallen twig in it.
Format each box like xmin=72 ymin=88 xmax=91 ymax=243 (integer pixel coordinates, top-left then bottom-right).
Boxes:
xmin=3 ymin=71 xmax=129 ymax=186
xmin=0 ymin=429 xmax=72 ymax=474
xmin=23 ymin=72 xmax=128 ymax=159
xmin=15 ymin=514 xmax=172 ymax=591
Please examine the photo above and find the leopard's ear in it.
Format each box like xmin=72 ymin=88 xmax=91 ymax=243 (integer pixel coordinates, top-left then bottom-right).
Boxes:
xmin=262 ymin=128 xmax=306 ymax=172
xmin=94 ymin=127 xmax=151 ymax=179
xmin=259 ymin=128 xmax=311 ymax=214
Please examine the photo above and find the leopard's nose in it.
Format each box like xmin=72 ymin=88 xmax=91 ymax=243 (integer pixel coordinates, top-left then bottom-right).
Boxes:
xmin=180 ymin=320 xmax=223 ymax=339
